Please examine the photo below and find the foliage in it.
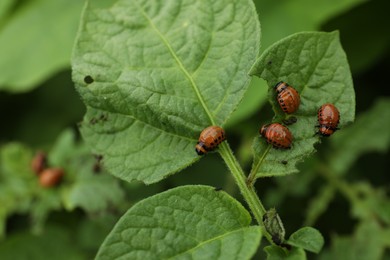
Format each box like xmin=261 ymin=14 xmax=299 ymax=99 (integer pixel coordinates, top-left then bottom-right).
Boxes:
xmin=0 ymin=130 xmax=125 ymax=238
xmin=249 ymin=31 xmax=354 ymax=179
xmin=72 ymin=0 xmax=260 ymax=184
xmin=0 ymin=0 xmax=389 ymax=259
xmin=0 ymin=0 xmax=83 ymax=92
xmin=97 ymin=186 xmax=262 ymax=260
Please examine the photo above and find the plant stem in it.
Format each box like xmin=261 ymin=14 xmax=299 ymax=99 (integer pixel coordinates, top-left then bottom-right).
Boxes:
xmin=317 ymin=163 xmax=370 ymax=215
xmin=247 ymin=145 xmax=271 ymax=186
xmin=218 ymin=141 xmax=274 ymax=244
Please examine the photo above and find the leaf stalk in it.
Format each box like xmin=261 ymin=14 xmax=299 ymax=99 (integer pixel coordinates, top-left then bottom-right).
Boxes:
xmin=218 ymin=141 xmax=274 ymax=244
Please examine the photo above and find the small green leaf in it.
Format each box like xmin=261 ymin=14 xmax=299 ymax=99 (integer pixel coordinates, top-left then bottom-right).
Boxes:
xmin=250 ymin=31 xmax=355 ymax=178
xmin=329 ymin=98 xmax=390 ymax=175
xmin=72 ymin=0 xmax=260 ymax=184
xmin=62 ymin=175 xmax=124 ymax=212
xmin=287 ymin=227 xmax=324 ymax=254
xmin=0 ymin=0 xmax=83 ymax=92
xmin=96 ymin=185 xmax=262 ymax=260
xmin=264 ymin=245 xmax=306 ymax=260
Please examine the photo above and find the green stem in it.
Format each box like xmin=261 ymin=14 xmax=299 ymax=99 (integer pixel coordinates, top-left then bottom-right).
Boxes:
xmin=317 ymin=163 xmax=378 ymax=221
xmin=247 ymin=145 xmax=271 ymax=185
xmin=317 ymin=164 xmax=360 ymax=206
xmin=218 ymin=141 xmax=274 ymax=244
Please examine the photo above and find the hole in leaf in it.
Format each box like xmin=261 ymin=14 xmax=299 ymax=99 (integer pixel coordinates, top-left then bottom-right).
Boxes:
xmin=84 ymin=75 xmax=94 ymax=84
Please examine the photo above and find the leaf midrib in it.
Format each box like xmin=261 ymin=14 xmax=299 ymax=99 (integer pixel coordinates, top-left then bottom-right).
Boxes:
xmin=135 ymin=1 xmax=216 ymax=126
xmin=167 ymin=227 xmax=250 ymax=259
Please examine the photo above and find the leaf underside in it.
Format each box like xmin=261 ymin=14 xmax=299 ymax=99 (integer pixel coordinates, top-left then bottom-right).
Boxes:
xmin=72 ymin=0 xmax=260 ymax=184
xmin=96 ymin=185 xmax=261 ymax=260
xmin=250 ymin=31 xmax=355 ymax=179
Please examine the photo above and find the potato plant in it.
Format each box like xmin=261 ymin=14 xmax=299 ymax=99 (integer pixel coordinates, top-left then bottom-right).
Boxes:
xmin=0 ymin=0 xmax=389 ymax=259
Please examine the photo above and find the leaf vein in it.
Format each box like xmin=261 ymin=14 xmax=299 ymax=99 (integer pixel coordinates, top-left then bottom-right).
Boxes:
xmin=134 ymin=0 xmax=215 ymax=125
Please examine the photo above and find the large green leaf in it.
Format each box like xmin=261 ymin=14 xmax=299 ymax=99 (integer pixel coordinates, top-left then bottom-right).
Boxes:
xmin=249 ymin=31 xmax=355 ymax=178
xmin=96 ymin=185 xmax=261 ymax=260
xmin=0 ymin=0 xmax=13 ymax=25
xmin=72 ymin=0 xmax=260 ymax=184
xmin=0 ymin=0 xmax=83 ymax=92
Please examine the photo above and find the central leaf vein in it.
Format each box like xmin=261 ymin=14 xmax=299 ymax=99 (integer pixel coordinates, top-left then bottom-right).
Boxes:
xmin=135 ymin=1 xmax=216 ymax=126
xmin=168 ymin=228 xmax=247 ymax=259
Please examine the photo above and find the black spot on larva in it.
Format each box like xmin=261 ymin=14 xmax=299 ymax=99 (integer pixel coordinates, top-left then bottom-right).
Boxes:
xmin=267 ymin=60 xmax=272 ymax=65
xmin=282 ymin=117 xmax=298 ymax=125
xmin=84 ymin=75 xmax=94 ymax=84
xmin=281 ymin=160 xmax=288 ymax=165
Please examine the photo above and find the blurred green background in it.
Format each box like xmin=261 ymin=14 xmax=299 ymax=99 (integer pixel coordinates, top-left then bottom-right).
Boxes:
xmin=0 ymin=0 xmax=389 ymax=259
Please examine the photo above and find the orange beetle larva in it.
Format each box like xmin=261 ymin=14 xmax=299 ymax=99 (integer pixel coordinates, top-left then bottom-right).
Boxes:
xmin=260 ymin=123 xmax=293 ymax=149
xmin=317 ymin=103 xmax=340 ymax=136
xmin=195 ymin=126 xmax=226 ymax=155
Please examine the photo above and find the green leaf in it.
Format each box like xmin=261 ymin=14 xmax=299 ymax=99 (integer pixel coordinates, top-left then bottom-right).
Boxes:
xmin=287 ymin=227 xmax=324 ymax=254
xmin=329 ymin=98 xmax=390 ymax=175
xmin=257 ymin=0 xmax=367 ymax=51
xmin=0 ymin=130 xmax=126 ymax=238
xmin=0 ymin=0 xmax=13 ymax=25
xmin=49 ymin=129 xmax=125 ymax=213
xmin=349 ymin=182 xmax=390 ymax=224
xmin=72 ymin=0 xmax=260 ymax=184
xmin=320 ymin=219 xmax=387 ymax=260
xmin=249 ymin=31 xmax=355 ymax=178
xmin=62 ymin=174 xmax=124 ymax=212
xmin=264 ymin=245 xmax=306 ymax=260
xmin=0 ymin=143 xmax=35 ymax=239
xmin=96 ymin=185 xmax=262 ymax=260
xmin=0 ymin=0 xmax=83 ymax=92
xmin=0 ymin=226 xmax=85 ymax=260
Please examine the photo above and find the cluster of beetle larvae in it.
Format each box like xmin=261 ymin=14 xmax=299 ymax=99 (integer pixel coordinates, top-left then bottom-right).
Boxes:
xmin=31 ymin=151 xmax=64 ymax=187
xmin=195 ymin=81 xmax=340 ymax=155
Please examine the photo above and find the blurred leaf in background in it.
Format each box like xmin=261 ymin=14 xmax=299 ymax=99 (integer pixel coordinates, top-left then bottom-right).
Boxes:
xmin=0 ymin=0 xmax=83 ymax=92
xmin=0 ymin=129 xmax=126 ymax=239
